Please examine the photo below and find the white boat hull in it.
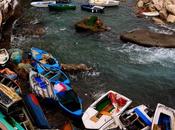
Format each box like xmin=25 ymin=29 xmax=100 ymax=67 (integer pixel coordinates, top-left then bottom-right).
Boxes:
xmin=30 ymin=1 xmax=56 ymax=7
xmin=0 ymin=49 xmax=9 ymax=65
xmin=89 ymin=0 xmax=119 ymax=6
xmin=82 ymin=90 xmax=132 ymax=129
xmin=151 ymin=103 xmax=175 ymax=130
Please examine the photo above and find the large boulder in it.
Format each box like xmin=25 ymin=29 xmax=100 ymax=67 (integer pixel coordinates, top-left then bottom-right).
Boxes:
xmin=166 ymin=4 xmax=175 ymax=15
xmin=120 ymin=28 xmax=175 ymax=48
xmin=75 ymin=16 xmax=109 ymax=33
xmin=167 ymin=14 xmax=175 ymax=23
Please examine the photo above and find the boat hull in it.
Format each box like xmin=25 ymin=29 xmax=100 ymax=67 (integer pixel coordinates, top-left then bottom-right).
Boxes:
xmin=31 ymin=1 xmax=56 ymax=7
xmin=23 ymin=94 xmax=50 ymax=129
xmin=89 ymin=0 xmax=119 ymax=7
xmin=48 ymin=3 xmax=76 ymax=11
xmin=81 ymin=5 xmax=104 ymax=13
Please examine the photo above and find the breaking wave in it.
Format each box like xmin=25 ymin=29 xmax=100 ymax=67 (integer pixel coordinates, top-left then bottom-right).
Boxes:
xmin=119 ymin=44 xmax=175 ymax=67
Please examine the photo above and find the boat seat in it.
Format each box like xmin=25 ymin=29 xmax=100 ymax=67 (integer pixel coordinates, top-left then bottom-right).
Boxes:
xmin=134 ymin=108 xmax=152 ymax=126
xmin=34 ymin=77 xmax=43 ymax=83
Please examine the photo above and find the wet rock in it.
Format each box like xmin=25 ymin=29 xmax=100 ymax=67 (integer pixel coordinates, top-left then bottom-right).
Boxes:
xmin=152 ymin=17 xmax=165 ymax=25
xmin=0 ymin=0 xmax=22 ymax=48
xmin=159 ymin=8 xmax=168 ymax=20
xmin=61 ymin=63 xmax=93 ymax=73
xmin=120 ymin=28 xmax=175 ymax=48
xmin=75 ymin=16 xmax=109 ymax=33
xmin=167 ymin=14 xmax=175 ymax=23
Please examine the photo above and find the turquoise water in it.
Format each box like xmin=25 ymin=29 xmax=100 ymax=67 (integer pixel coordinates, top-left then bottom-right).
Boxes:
xmin=14 ymin=0 xmax=175 ymax=110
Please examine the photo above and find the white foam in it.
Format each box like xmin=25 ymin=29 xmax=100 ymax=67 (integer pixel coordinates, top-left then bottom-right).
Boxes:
xmin=119 ymin=44 xmax=175 ymax=67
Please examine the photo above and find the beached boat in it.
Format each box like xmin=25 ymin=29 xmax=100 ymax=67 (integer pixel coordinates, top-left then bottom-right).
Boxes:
xmin=142 ymin=11 xmax=159 ymax=17
xmin=30 ymin=1 xmax=56 ymax=7
xmin=119 ymin=105 xmax=154 ymax=130
xmin=81 ymin=4 xmax=104 ymax=13
xmin=151 ymin=103 xmax=175 ymax=130
xmin=0 ymin=111 xmax=25 ymax=130
xmin=31 ymin=47 xmax=61 ymax=71
xmin=54 ymin=83 xmax=83 ymax=118
xmin=89 ymin=0 xmax=120 ymax=7
xmin=23 ymin=93 xmax=50 ymax=129
xmin=0 ymin=83 xmax=22 ymax=114
xmin=0 ymin=48 xmax=9 ymax=66
xmin=82 ymin=90 xmax=132 ymax=129
xmin=48 ymin=3 xmax=76 ymax=11
xmin=29 ymin=70 xmax=54 ymax=99
xmin=0 ymin=74 xmax=21 ymax=94
xmin=34 ymin=63 xmax=71 ymax=86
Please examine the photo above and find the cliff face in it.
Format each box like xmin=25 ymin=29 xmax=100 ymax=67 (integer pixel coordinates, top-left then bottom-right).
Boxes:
xmin=0 ymin=0 xmax=21 ymax=48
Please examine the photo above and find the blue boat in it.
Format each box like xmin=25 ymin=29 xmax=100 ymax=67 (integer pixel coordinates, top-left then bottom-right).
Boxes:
xmin=81 ymin=4 xmax=104 ymax=13
xmin=23 ymin=93 xmax=50 ymax=129
xmin=53 ymin=83 xmax=83 ymax=118
xmin=35 ymin=63 xmax=71 ymax=86
xmin=31 ymin=47 xmax=61 ymax=71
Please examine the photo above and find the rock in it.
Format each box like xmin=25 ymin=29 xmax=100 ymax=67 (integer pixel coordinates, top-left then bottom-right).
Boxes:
xmin=153 ymin=0 xmax=164 ymax=10
xmin=137 ymin=0 xmax=144 ymax=7
xmin=152 ymin=17 xmax=165 ymax=25
xmin=159 ymin=8 xmax=168 ymax=20
xmin=166 ymin=4 xmax=175 ymax=15
xmin=0 ymin=11 xmax=2 ymax=26
xmin=61 ymin=63 xmax=93 ymax=73
xmin=142 ymin=0 xmax=151 ymax=4
xmin=148 ymin=3 xmax=156 ymax=11
xmin=167 ymin=14 xmax=175 ymax=23
xmin=75 ymin=16 xmax=109 ymax=33
xmin=171 ymin=0 xmax=175 ymax=4
xmin=120 ymin=28 xmax=175 ymax=48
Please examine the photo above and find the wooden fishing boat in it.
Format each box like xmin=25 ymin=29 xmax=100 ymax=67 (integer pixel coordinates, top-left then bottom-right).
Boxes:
xmin=81 ymin=4 xmax=104 ymax=13
xmin=0 ymin=74 xmax=21 ymax=94
xmin=0 ymin=111 xmax=25 ymax=130
xmin=151 ymin=103 xmax=175 ymax=130
xmin=0 ymin=48 xmax=9 ymax=66
xmin=119 ymin=105 xmax=154 ymax=130
xmin=48 ymin=3 xmax=76 ymax=11
xmin=0 ymin=83 xmax=22 ymax=114
xmin=11 ymin=107 xmax=35 ymax=130
xmin=29 ymin=70 xmax=54 ymax=99
xmin=54 ymin=83 xmax=83 ymax=118
xmin=82 ymin=90 xmax=132 ymax=129
xmin=30 ymin=1 xmax=56 ymax=7
xmin=23 ymin=93 xmax=50 ymax=129
xmin=89 ymin=0 xmax=120 ymax=7
xmin=34 ymin=63 xmax=71 ymax=86
xmin=31 ymin=47 xmax=61 ymax=71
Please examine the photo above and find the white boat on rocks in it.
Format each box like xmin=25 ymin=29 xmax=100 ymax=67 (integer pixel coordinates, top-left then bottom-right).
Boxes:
xmin=151 ymin=103 xmax=175 ymax=130
xmin=119 ymin=105 xmax=154 ymax=130
xmin=82 ymin=90 xmax=132 ymax=130
xmin=89 ymin=0 xmax=120 ymax=7
xmin=30 ymin=1 xmax=56 ymax=7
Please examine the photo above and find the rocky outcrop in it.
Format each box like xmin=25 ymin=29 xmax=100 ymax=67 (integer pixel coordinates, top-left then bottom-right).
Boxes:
xmin=61 ymin=63 xmax=93 ymax=73
xmin=0 ymin=0 xmax=21 ymax=48
xmin=120 ymin=29 xmax=175 ymax=48
xmin=136 ymin=0 xmax=175 ymax=24
xmin=75 ymin=16 xmax=110 ymax=33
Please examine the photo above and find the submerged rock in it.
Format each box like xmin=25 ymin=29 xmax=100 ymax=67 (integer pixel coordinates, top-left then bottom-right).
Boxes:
xmin=120 ymin=28 xmax=175 ymax=48
xmin=75 ymin=16 xmax=109 ymax=33
xmin=61 ymin=63 xmax=93 ymax=73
